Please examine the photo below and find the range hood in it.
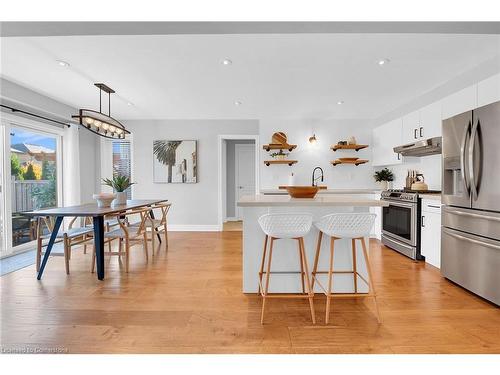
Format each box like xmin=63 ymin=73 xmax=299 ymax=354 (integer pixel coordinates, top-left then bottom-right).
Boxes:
xmin=393 ymin=136 xmax=442 ymax=157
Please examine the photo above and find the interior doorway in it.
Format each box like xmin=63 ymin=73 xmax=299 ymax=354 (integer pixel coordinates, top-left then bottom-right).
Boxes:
xmin=217 ymin=135 xmax=259 ymax=231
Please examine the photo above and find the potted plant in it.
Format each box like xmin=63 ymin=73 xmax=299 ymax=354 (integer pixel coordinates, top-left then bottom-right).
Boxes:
xmin=102 ymin=175 xmax=135 ymax=206
xmin=373 ymin=168 xmax=394 ymax=190
xmin=270 ymin=149 xmax=289 ymax=160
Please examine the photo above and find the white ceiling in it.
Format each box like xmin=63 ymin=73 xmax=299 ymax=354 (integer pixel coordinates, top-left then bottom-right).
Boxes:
xmin=1 ymin=33 xmax=499 ymax=120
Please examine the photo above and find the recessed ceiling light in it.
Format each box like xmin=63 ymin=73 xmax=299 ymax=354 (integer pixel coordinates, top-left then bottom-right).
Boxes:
xmin=127 ymin=102 xmax=134 ymax=106
xmin=377 ymin=58 xmax=390 ymax=66
xmin=222 ymin=59 xmax=232 ymax=65
xmin=337 ymin=100 xmax=344 ymax=105
xmin=234 ymin=101 xmax=242 ymax=106
xmin=56 ymin=60 xmax=70 ymax=67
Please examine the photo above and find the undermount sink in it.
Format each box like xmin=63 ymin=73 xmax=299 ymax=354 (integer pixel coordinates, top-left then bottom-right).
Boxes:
xmin=285 ymin=186 xmax=321 ymax=198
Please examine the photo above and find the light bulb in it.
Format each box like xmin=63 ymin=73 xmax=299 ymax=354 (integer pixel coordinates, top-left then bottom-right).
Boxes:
xmin=94 ymin=120 xmax=101 ymax=128
xmin=84 ymin=117 xmax=94 ymax=125
xmin=109 ymin=125 xmax=116 ymax=133
xmin=102 ymin=123 xmax=109 ymax=131
xmin=116 ymin=128 xmax=123 ymax=134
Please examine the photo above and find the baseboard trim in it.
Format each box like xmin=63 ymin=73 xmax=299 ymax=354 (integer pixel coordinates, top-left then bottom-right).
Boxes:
xmin=224 ymin=217 xmax=240 ymax=222
xmin=168 ymin=225 xmax=222 ymax=232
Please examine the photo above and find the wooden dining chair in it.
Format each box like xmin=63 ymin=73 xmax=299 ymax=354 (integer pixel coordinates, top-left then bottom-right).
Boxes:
xmin=92 ymin=208 xmax=150 ymax=273
xmin=128 ymin=203 xmax=171 ymax=253
xmin=36 ymin=216 xmax=96 ymax=275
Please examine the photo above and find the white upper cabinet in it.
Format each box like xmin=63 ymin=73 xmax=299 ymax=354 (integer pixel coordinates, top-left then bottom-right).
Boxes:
xmin=477 ymin=73 xmax=500 ymax=107
xmin=419 ymin=101 xmax=442 ymax=139
xmin=372 ymin=118 xmax=403 ymax=167
xmin=401 ymin=110 xmax=420 ymax=144
xmin=441 ymin=85 xmax=477 ymax=120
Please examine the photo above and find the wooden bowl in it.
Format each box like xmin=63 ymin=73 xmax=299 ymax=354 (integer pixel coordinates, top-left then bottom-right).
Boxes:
xmin=285 ymin=186 xmax=320 ymax=198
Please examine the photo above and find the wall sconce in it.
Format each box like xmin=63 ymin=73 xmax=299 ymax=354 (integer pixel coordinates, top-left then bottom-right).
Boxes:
xmin=308 ymin=134 xmax=317 ymax=145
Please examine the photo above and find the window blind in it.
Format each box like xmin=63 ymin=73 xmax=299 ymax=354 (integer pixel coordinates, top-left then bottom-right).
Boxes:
xmin=112 ymin=140 xmax=132 ymax=199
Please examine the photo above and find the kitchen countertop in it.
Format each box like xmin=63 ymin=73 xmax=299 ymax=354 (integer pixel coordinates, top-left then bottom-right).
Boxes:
xmin=237 ymin=194 xmax=389 ymax=207
xmin=260 ymin=188 xmax=382 ymax=195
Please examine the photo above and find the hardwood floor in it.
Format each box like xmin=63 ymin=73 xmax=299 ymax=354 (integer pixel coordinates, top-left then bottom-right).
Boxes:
xmin=1 ymin=232 xmax=499 ymax=354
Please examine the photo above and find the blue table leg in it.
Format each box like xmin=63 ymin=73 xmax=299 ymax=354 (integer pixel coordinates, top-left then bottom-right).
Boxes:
xmin=37 ymin=216 xmax=63 ymax=280
xmin=93 ymin=216 xmax=105 ymax=280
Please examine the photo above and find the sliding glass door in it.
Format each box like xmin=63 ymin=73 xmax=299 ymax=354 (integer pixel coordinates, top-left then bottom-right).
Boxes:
xmin=0 ymin=123 xmax=6 ymax=256
xmin=0 ymin=116 xmax=62 ymax=257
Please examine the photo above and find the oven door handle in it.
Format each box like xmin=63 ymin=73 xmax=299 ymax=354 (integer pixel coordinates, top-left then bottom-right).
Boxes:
xmin=381 ymin=200 xmax=416 ymax=208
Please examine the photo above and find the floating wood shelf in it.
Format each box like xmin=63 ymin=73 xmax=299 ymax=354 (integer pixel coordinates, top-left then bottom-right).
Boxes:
xmin=331 ymin=144 xmax=368 ymax=152
xmin=331 ymin=159 xmax=369 ymax=166
xmin=264 ymin=160 xmax=298 ymax=166
xmin=262 ymin=144 xmax=297 ymax=152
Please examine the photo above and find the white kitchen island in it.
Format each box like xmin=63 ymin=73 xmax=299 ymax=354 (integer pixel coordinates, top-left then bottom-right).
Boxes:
xmin=237 ymin=194 xmax=389 ymax=293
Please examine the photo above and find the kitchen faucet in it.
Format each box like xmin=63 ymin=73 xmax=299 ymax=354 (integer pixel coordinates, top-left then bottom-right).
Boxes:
xmin=312 ymin=166 xmax=324 ymax=186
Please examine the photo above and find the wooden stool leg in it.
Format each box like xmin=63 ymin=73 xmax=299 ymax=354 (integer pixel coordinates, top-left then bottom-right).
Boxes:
xmin=63 ymin=234 xmax=70 ymax=275
xmin=360 ymin=237 xmax=381 ymax=323
xmin=261 ymin=237 xmax=274 ymax=324
xmin=352 ymin=238 xmax=358 ymax=293
xmin=258 ymin=235 xmax=268 ymax=294
xmin=325 ymin=236 xmax=335 ymax=324
xmin=298 ymin=240 xmax=305 ymax=294
xmin=300 ymin=237 xmax=316 ymax=324
xmin=311 ymin=231 xmax=323 ymax=291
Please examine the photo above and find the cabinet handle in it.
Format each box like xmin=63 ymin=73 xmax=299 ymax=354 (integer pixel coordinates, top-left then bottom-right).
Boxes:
xmin=419 ymin=127 xmax=423 ymax=138
xmin=397 ymin=153 xmax=401 ymax=160
xmin=414 ymin=128 xmax=418 ymax=139
xmin=421 ymin=215 xmax=425 ymax=227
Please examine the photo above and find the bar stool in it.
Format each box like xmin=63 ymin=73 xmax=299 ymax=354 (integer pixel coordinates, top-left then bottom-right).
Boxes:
xmin=258 ymin=213 xmax=315 ymax=324
xmin=312 ymin=213 xmax=381 ymax=324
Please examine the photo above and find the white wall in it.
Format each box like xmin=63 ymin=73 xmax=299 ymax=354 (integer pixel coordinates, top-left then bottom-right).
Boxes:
xmin=259 ymin=119 xmax=377 ymax=189
xmin=383 ymin=154 xmax=442 ymax=190
xmin=124 ymin=119 xmax=258 ymax=229
xmin=78 ymin=128 xmax=100 ymax=203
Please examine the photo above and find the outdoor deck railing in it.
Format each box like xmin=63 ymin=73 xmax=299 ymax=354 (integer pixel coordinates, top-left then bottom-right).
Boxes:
xmin=11 ymin=179 xmax=50 ymax=213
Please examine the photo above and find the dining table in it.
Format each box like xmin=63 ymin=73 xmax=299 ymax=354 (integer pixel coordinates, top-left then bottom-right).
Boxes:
xmin=30 ymin=199 xmax=168 ymax=280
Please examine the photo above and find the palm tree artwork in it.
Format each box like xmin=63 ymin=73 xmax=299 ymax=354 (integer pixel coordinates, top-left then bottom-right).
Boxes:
xmin=153 ymin=140 xmax=182 ymax=183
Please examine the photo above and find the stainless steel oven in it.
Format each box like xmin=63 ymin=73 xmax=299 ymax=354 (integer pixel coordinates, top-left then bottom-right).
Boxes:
xmin=381 ymin=190 xmax=422 ymax=260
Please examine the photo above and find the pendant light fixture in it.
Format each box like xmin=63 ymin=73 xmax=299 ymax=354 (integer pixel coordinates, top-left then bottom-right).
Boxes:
xmin=72 ymin=83 xmax=130 ymax=139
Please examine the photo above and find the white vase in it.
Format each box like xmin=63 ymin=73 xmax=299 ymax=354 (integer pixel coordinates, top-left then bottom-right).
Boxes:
xmin=379 ymin=181 xmax=388 ymax=190
xmin=113 ymin=191 xmax=127 ymax=206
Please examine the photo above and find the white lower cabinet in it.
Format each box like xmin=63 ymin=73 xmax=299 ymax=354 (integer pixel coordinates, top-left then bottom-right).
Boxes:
xmin=420 ymin=199 xmax=442 ymax=268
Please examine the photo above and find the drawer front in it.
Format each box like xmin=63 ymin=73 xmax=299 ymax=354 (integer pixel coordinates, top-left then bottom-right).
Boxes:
xmin=443 ymin=206 xmax=500 ymax=241
xmin=422 ymin=199 xmax=442 ymax=214
xmin=441 ymin=227 xmax=500 ymax=305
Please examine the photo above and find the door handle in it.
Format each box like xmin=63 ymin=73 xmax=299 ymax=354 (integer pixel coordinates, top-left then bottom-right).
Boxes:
xmin=421 ymin=215 xmax=425 ymax=227
xmin=469 ymin=118 xmax=480 ymax=201
xmin=414 ymin=128 xmax=418 ymax=139
xmin=460 ymin=120 xmax=471 ymax=195
xmin=419 ymin=127 xmax=423 ymax=138
xmin=443 ymin=228 xmax=500 ymax=251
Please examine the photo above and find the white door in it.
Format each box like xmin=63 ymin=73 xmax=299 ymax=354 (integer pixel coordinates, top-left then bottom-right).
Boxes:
xmin=235 ymin=144 xmax=255 ymax=220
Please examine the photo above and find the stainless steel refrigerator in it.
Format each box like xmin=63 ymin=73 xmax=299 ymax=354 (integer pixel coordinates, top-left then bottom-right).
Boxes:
xmin=442 ymin=101 xmax=500 ymax=305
